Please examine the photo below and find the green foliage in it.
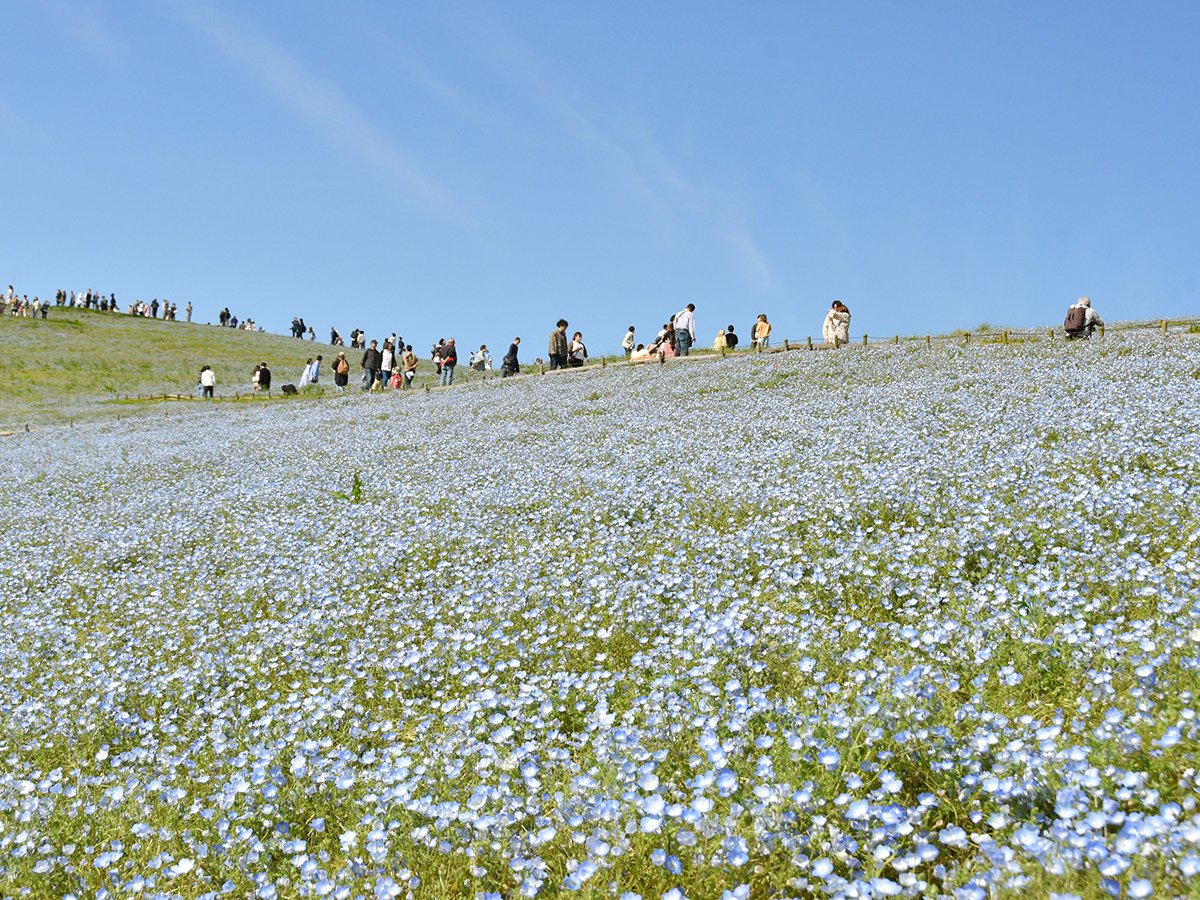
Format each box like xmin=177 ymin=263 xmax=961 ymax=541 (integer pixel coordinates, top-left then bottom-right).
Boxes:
xmin=332 ymin=470 xmax=366 ymax=503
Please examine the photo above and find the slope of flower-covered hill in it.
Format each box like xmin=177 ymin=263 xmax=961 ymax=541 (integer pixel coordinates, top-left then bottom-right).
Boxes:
xmin=0 ymin=335 xmax=1198 ymax=898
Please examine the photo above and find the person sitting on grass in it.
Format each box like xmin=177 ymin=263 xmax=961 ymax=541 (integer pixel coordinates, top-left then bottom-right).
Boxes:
xmin=1065 ymin=296 xmax=1103 ymax=340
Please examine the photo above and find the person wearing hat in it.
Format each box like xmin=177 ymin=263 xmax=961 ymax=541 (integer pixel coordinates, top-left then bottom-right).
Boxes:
xmin=334 ymin=351 xmax=350 ymax=388
xmin=1065 ymin=296 xmax=1103 ymax=339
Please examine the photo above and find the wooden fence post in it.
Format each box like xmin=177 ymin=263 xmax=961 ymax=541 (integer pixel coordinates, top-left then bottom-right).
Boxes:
xmin=893 ymin=335 xmax=899 ymax=345
xmin=807 ymin=336 xmax=812 ymax=350
xmin=1002 ymin=331 xmax=1009 ymax=344
xmin=1162 ymin=319 xmax=1168 ymax=335
xmin=601 ymin=357 xmax=606 ymax=369
xmin=784 ymin=339 xmax=790 ymax=351
xmin=925 ymin=335 xmax=931 ymax=347
xmin=964 ymin=332 xmax=970 ymax=345
xmin=862 ymin=334 xmax=868 ymax=346
xmin=1049 ymin=329 xmax=1054 ymax=341
xmin=658 ymin=351 xmax=665 ymax=364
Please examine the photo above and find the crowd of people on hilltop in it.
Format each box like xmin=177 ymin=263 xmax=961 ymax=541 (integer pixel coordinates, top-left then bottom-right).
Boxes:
xmin=2 ymin=284 xmax=202 ymax=321
xmin=4 ymin=279 xmax=1110 ymax=402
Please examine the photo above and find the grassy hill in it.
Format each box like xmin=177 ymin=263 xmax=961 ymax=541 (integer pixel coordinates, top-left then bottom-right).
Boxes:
xmin=0 ymin=309 xmax=407 ymax=428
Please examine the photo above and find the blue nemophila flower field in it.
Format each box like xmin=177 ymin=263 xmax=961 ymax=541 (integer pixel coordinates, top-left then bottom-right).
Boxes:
xmin=1 ymin=337 xmax=1198 ymax=899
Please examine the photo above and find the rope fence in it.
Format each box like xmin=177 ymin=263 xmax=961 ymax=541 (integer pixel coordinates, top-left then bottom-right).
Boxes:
xmin=772 ymin=317 xmax=1199 ymax=352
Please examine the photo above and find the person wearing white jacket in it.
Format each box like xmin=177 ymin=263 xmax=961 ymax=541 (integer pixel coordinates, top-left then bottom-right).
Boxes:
xmin=822 ymin=300 xmax=851 ymax=347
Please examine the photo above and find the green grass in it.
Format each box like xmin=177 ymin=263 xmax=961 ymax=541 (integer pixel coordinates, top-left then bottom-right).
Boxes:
xmin=0 ymin=309 xmax=458 ymax=427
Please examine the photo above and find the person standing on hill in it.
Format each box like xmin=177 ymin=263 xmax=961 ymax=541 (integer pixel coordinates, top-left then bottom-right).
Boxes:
xmin=502 ymin=337 xmax=521 ymax=377
xmin=361 ymin=339 xmax=381 ymax=391
xmin=185 ymin=301 xmax=192 ymax=322
xmin=724 ymin=325 xmax=739 ymax=350
xmin=401 ymin=345 xmax=418 ymax=388
xmin=300 ymin=358 xmax=314 ymax=387
xmin=151 ymin=298 xmax=160 ymax=319
xmin=674 ymin=303 xmax=697 ymax=356
xmin=199 ymin=366 xmax=216 ymax=398
xmin=568 ymin=332 xmax=589 ymax=367
xmin=622 ymin=326 xmax=636 ymax=358
xmin=310 ymin=355 xmax=322 ymax=384
xmin=753 ymin=314 xmax=772 ymax=349
xmin=440 ymin=338 xmax=458 ymax=386
xmin=823 ymin=301 xmax=851 ymax=347
xmin=549 ymin=319 xmax=569 ymax=370
xmin=380 ymin=340 xmax=395 ymax=389
xmin=258 ymin=363 xmax=272 ymax=392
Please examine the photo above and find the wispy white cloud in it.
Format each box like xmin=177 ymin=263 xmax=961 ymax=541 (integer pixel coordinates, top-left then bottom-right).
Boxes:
xmin=452 ymin=4 xmax=775 ymax=287
xmin=169 ymin=2 xmax=467 ymax=225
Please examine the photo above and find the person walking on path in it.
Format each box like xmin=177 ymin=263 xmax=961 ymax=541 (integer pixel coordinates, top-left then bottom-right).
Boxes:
xmin=300 ymin=358 xmax=314 ymax=387
xmin=361 ymin=340 xmax=381 ymax=391
xmin=309 ymin=355 xmax=322 ymax=385
xmin=622 ymin=326 xmax=636 ymax=358
xmin=674 ymin=303 xmax=697 ymax=356
xmin=439 ymin=338 xmax=458 ymax=386
xmin=822 ymin=301 xmax=851 ymax=347
xmin=502 ymin=337 xmax=521 ymax=377
xmin=753 ymin=314 xmax=772 ymax=349
xmin=549 ymin=319 xmax=569 ymax=370
xmin=199 ymin=366 xmax=216 ymax=398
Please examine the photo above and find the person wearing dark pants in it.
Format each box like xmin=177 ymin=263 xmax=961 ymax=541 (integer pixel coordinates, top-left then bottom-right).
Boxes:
xmin=548 ymin=319 xmax=569 ymax=370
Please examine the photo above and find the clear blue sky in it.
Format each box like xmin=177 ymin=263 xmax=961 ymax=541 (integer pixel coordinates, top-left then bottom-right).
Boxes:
xmin=3 ymin=1 xmax=1197 ymax=351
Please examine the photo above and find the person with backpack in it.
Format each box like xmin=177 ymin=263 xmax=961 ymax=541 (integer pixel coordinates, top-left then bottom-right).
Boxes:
xmin=439 ymin=338 xmax=458 ymax=386
xmin=334 ymin=352 xmax=350 ymax=388
xmin=1065 ymin=296 xmax=1102 ymax=340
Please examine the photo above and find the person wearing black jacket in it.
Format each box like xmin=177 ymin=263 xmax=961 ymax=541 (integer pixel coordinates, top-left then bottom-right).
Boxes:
xmin=361 ymin=340 xmax=381 ymax=391
xmin=257 ymin=363 xmax=272 ymax=391
xmin=439 ymin=338 xmax=458 ymax=386
xmin=724 ymin=325 xmax=739 ymax=350
xmin=502 ymin=337 xmax=521 ymax=377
